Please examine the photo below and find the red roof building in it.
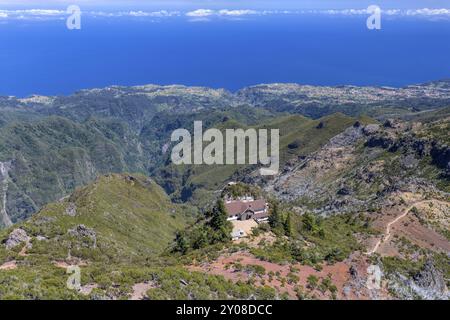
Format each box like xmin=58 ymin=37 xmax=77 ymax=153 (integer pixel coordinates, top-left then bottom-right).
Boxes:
xmin=224 ymin=198 xmax=269 ymax=221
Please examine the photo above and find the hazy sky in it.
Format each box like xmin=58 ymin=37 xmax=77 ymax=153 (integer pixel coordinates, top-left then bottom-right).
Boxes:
xmin=1 ymin=0 xmax=449 ymax=10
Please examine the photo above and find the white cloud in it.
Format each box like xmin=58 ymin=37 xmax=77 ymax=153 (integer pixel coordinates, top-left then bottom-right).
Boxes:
xmin=0 ymin=9 xmax=182 ymax=20
xmin=0 ymin=8 xmax=449 ymax=21
xmin=0 ymin=9 xmax=65 ymax=20
xmin=184 ymin=8 xmax=450 ymax=20
xmin=323 ymin=9 xmax=369 ymax=15
xmin=218 ymin=9 xmax=259 ymax=16
xmin=186 ymin=9 xmax=262 ymax=18
xmin=186 ymin=9 xmax=215 ymax=17
xmin=405 ymin=8 xmax=450 ymax=16
xmin=12 ymin=9 xmax=65 ymax=16
xmin=319 ymin=8 xmax=450 ymax=17
xmin=91 ymin=10 xmax=180 ymax=17
xmin=128 ymin=10 xmax=179 ymax=17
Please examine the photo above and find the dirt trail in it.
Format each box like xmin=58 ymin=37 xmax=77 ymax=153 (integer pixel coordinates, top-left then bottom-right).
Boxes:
xmin=366 ymin=200 xmax=448 ymax=255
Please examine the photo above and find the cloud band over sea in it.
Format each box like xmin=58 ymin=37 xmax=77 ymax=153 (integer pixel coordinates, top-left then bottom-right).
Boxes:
xmin=0 ymin=8 xmax=449 ymax=21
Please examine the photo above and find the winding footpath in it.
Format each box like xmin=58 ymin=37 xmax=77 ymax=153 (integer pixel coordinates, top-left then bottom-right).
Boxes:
xmin=366 ymin=200 xmax=448 ymax=255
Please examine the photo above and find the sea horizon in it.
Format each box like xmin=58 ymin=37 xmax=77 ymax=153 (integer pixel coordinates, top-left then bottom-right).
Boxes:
xmin=1 ymin=8 xmax=449 ymax=97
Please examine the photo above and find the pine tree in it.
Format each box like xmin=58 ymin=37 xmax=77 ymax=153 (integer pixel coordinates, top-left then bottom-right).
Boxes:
xmin=284 ymin=212 xmax=292 ymax=236
xmin=269 ymin=201 xmax=283 ymax=231
xmin=209 ymin=199 xmax=232 ymax=243
xmin=174 ymin=231 xmax=189 ymax=254
xmin=210 ymin=199 xmax=228 ymax=230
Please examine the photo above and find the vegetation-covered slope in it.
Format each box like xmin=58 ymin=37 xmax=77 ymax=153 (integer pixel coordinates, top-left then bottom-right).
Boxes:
xmin=0 ymin=117 xmax=148 ymax=225
xmin=1 ymin=81 xmax=449 ymax=225
xmin=0 ymin=174 xmax=279 ymax=300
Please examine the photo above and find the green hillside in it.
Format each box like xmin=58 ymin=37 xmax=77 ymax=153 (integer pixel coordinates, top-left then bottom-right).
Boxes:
xmin=0 ymin=117 xmax=148 ymax=225
xmin=153 ymin=113 xmax=373 ymax=207
xmin=0 ymin=174 xmax=277 ymax=300
xmin=0 ymin=174 xmax=193 ymax=298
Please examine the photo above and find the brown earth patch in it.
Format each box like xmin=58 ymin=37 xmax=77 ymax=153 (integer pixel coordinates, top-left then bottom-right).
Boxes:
xmin=53 ymin=260 xmax=88 ymax=269
xmin=130 ymin=281 xmax=157 ymax=300
xmin=0 ymin=260 xmax=17 ymax=270
xmin=366 ymin=197 xmax=450 ymax=257
xmin=188 ymin=251 xmax=383 ymax=300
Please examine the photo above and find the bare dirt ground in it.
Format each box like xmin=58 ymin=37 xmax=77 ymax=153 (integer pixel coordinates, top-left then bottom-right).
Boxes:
xmin=187 ymin=192 xmax=450 ymax=300
xmin=0 ymin=260 xmax=17 ymax=270
xmin=53 ymin=260 xmax=88 ymax=269
xmin=188 ymin=249 xmax=387 ymax=300
xmin=236 ymin=232 xmax=277 ymax=247
xmin=231 ymin=219 xmax=258 ymax=238
xmin=129 ymin=282 xmax=157 ymax=300
xmin=366 ymin=197 xmax=450 ymax=257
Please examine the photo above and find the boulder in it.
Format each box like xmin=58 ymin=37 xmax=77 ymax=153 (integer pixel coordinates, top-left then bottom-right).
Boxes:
xmin=412 ymin=260 xmax=449 ymax=300
xmin=337 ymin=186 xmax=352 ymax=196
xmin=65 ymin=203 xmax=77 ymax=217
xmin=4 ymin=228 xmax=30 ymax=250
xmin=362 ymin=124 xmax=380 ymax=135
xmin=68 ymin=224 xmax=97 ymax=248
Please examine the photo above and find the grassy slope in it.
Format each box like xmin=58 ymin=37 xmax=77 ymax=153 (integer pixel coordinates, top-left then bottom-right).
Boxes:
xmin=156 ymin=113 xmax=371 ymax=207
xmin=0 ymin=116 xmax=146 ymax=224
xmin=0 ymin=174 xmax=278 ymax=300
xmin=0 ymin=174 xmax=193 ymax=298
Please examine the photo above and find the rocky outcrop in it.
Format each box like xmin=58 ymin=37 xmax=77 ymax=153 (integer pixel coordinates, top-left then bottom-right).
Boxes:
xmin=4 ymin=228 xmax=30 ymax=250
xmin=65 ymin=203 xmax=77 ymax=217
xmin=68 ymin=224 xmax=97 ymax=248
xmin=389 ymin=260 xmax=449 ymax=300
xmin=412 ymin=260 xmax=449 ymax=300
xmin=362 ymin=124 xmax=380 ymax=135
xmin=430 ymin=144 xmax=450 ymax=177
xmin=365 ymin=135 xmax=395 ymax=149
xmin=364 ymin=122 xmax=449 ymax=179
xmin=0 ymin=161 xmax=12 ymax=227
xmin=337 ymin=186 xmax=352 ymax=196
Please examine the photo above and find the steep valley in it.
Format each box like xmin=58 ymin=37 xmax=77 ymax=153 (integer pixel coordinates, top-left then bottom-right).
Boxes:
xmin=0 ymin=81 xmax=449 ymax=300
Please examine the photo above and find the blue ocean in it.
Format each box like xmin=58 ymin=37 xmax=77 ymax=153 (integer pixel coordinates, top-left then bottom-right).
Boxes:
xmin=1 ymin=14 xmax=449 ymax=97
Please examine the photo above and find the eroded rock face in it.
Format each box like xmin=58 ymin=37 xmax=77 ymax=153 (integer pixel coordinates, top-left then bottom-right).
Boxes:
xmin=389 ymin=260 xmax=449 ymax=300
xmin=364 ymin=124 xmax=449 ymax=179
xmin=68 ymin=224 xmax=97 ymax=248
xmin=430 ymin=144 xmax=450 ymax=176
xmin=365 ymin=135 xmax=395 ymax=149
xmin=4 ymin=228 xmax=30 ymax=250
xmin=363 ymin=124 xmax=380 ymax=136
xmin=0 ymin=161 xmax=13 ymax=227
xmin=349 ymin=265 xmax=358 ymax=280
xmin=65 ymin=203 xmax=77 ymax=217
xmin=337 ymin=186 xmax=352 ymax=196
xmin=68 ymin=224 xmax=96 ymax=238
xmin=412 ymin=260 xmax=449 ymax=300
